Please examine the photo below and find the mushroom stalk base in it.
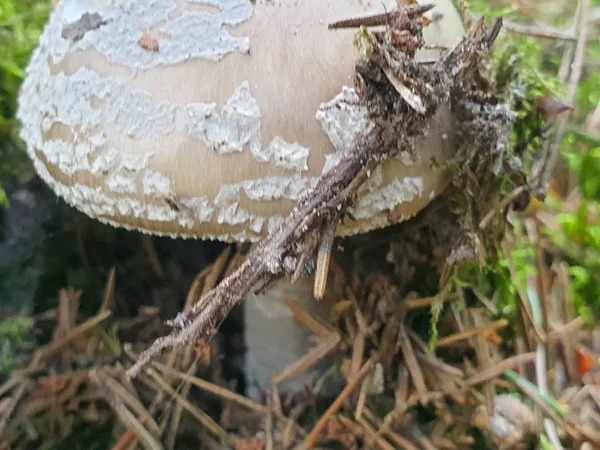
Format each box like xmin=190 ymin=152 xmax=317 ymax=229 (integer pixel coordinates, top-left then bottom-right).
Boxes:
xmin=243 ymin=275 xmax=333 ymax=402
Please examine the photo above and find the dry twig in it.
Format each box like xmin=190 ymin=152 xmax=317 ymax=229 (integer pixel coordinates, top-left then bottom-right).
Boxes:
xmin=532 ymin=0 xmax=591 ymax=194
xmin=503 ymin=20 xmax=576 ymax=41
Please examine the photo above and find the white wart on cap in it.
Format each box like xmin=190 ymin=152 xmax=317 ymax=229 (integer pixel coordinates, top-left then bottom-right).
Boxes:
xmin=18 ymin=0 xmax=464 ymax=243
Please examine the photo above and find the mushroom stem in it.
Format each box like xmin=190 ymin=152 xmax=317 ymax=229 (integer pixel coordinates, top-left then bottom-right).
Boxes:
xmin=244 ymin=274 xmax=334 ymax=401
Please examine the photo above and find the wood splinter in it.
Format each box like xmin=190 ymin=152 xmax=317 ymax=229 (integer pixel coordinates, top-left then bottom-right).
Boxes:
xmin=314 ymin=220 xmax=338 ymax=300
xmin=328 ymin=3 xmax=435 ymax=29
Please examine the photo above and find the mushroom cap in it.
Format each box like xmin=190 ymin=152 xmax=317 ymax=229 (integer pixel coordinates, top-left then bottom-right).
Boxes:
xmin=17 ymin=0 xmax=464 ymax=243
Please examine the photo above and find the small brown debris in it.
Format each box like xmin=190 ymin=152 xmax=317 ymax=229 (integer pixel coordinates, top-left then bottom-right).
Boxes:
xmin=138 ymin=33 xmax=160 ymax=52
xmin=163 ymin=195 xmax=180 ymax=211
xmin=535 ymin=94 xmax=575 ymax=120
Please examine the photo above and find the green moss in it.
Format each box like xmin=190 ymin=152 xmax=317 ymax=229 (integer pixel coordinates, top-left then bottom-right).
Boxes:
xmin=0 ymin=316 xmax=33 ymax=381
xmin=0 ymin=0 xmax=52 ymax=205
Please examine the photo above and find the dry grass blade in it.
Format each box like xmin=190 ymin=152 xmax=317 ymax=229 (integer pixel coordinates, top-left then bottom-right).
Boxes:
xmin=414 ymin=350 xmax=465 ymax=378
xmin=111 ymin=427 xmax=139 ymax=450
xmin=265 ymin=396 xmax=274 ymax=450
xmin=185 ymin=270 xmax=209 ymax=310
xmin=161 ymin=251 xmax=232 ymax=447
xmin=166 ymin=361 xmax=196 ymax=450
xmin=378 ymin=426 xmax=420 ymax=450
xmin=185 ymin=247 xmax=232 ymax=309
xmin=382 ymin=67 xmax=426 ymax=114
xmin=56 ymin=288 xmax=81 ymax=338
xmin=92 ymin=369 xmax=161 ymax=435
xmin=528 ymin=225 xmax=566 ymax=450
xmin=282 ymin=405 xmax=305 ymax=447
xmin=89 ymin=370 xmax=162 ymax=450
xmin=141 ymin=235 xmax=165 ymax=279
xmin=505 ymin=370 xmax=600 ymax=445
xmin=119 ymin=407 xmax=163 ymax=450
xmin=328 ymin=259 xmax=368 ymax=335
xmin=434 ymin=319 xmax=509 ymax=348
xmin=272 ymin=332 xmax=341 ymax=384
xmin=304 ymin=356 xmax=376 ymax=448
xmin=472 ymin=289 xmax=500 ymax=315
xmin=349 ymin=331 xmax=366 ymax=380
xmin=534 ymin=0 xmax=591 ymax=191
xmin=502 ymin=20 xmax=576 ymax=41
xmin=365 ymin=408 xmax=419 ymax=450
xmin=362 ymin=408 xmax=421 ymax=450
xmin=503 ymin=239 xmax=540 ymax=355
xmin=99 ymin=267 xmax=117 ymax=313
xmin=403 ymin=294 xmax=459 ymax=311
xmin=479 ymin=186 xmax=528 ymax=229
xmin=283 ymin=297 xmax=332 ymax=337
xmin=202 ymin=246 xmax=232 ymax=297
xmin=146 ymin=368 xmax=227 ymax=443
xmin=354 ymin=377 xmax=368 ymax=421
xmin=357 ymin=415 xmax=396 ymax=450
xmin=33 ymin=310 xmax=112 ymax=364
xmin=466 ymin=352 xmax=536 ymax=386
xmin=327 ymin=3 xmax=435 ymax=29
xmin=314 ymin=220 xmax=337 ymax=299
xmin=0 ymin=383 xmax=27 ymax=437
xmin=553 ymin=262 xmax=581 ymax=383
xmin=470 ymin=310 xmax=496 ymax=413
xmin=0 ymin=369 xmax=34 ymax=399
xmin=398 ymin=323 xmax=427 ymax=396
xmin=149 ymin=360 xmax=267 ymax=413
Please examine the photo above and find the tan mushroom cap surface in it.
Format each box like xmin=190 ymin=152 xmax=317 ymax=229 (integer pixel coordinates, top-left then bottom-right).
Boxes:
xmin=18 ymin=0 xmax=465 ymax=243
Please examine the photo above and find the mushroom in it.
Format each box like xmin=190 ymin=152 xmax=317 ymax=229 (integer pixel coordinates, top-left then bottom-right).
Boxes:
xmin=17 ymin=0 xmax=465 ymax=400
